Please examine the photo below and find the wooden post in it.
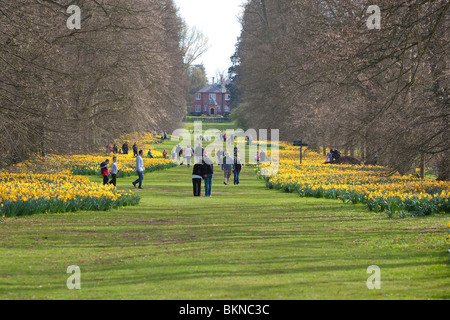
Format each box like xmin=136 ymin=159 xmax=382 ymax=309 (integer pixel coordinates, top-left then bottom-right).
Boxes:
xmin=294 ymin=140 xmax=308 ymax=165
xmin=300 ymin=145 xmax=303 ymax=164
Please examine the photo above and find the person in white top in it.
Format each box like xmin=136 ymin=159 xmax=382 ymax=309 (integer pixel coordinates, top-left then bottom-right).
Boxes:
xmin=185 ymin=145 xmax=193 ymax=168
xmin=132 ymin=150 xmax=145 ymax=189
xmin=108 ymin=156 xmax=118 ymax=187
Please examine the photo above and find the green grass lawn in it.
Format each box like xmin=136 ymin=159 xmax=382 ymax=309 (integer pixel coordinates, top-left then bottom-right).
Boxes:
xmin=183 ymin=120 xmax=237 ymax=133
xmin=0 ymin=166 xmax=449 ymax=300
xmin=0 ymin=121 xmax=449 ymax=300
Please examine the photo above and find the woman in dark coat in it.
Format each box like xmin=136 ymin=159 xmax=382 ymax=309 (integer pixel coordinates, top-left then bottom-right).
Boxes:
xmin=192 ymin=162 xmax=203 ymax=197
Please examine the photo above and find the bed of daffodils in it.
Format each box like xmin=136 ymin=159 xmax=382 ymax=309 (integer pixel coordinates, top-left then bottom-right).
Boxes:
xmin=0 ymin=133 xmax=173 ymax=217
xmin=260 ymin=143 xmax=450 ymax=217
xmin=5 ymin=153 xmax=176 ymax=177
xmin=5 ymin=133 xmax=175 ymax=177
xmin=0 ymin=173 xmax=140 ymax=217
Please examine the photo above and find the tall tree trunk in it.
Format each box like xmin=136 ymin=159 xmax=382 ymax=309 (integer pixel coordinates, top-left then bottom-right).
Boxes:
xmin=419 ymin=153 xmax=425 ymax=179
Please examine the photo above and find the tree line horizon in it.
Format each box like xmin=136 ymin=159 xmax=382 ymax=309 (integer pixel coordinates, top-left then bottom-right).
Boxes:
xmin=1 ymin=0 xmax=448 ymax=180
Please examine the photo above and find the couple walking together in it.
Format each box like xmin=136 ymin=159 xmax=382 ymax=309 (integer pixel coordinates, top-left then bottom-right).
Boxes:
xmin=192 ymin=152 xmax=242 ymax=197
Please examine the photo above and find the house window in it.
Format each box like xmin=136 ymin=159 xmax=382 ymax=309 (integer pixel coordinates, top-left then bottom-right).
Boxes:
xmin=195 ymin=105 xmax=201 ymax=112
xmin=218 ymin=105 xmax=221 ymax=112
xmin=209 ymin=94 xmax=216 ymax=101
xmin=196 ymin=93 xmax=201 ymax=100
xmin=225 ymin=94 xmax=231 ymax=101
xmin=204 ymin=106 xmax=207 ymax=112
xmin=224 ymin=106 xmax=230 ymax=113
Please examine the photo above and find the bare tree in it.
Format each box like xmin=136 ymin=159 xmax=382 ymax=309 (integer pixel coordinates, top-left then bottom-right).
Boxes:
xmin=231 ymin=0 xmax=449 ymax=178
xmin=180 ymin=24 xmax=210 ymax=69
xmin=0 ymin=0 xmax=188 ymax=167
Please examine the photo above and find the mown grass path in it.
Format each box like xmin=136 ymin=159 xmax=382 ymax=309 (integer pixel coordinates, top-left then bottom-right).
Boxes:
xmin=0 ymin=163 xmax=449 ymax=300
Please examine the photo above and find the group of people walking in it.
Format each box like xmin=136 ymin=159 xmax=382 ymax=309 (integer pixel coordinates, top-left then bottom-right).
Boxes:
xmin=173 ymin=145 xmax=196 ymax=167
xmin=99 ymin=149 xmax=146 ymax=189
xmin=191 ymin=152 xmax=243 ymax=197
xmin=105 ymin=142 xmax=129 ymax=155
xmin=152 ymin=129 xmax=168 ymax=141
xmin=100 ymin=156 xmax=118 ymax=187
xmin=105 ymin=141 xmax=144 ymax=157
xmin=100 ymin=136 xmax=246 ymax=197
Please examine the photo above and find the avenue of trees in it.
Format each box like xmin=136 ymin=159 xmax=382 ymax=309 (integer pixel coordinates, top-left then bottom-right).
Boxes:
xmin=0 ymin=0 xmax=188 ymax=166
xmin=231 ymin=0 xmax=449 ymax=179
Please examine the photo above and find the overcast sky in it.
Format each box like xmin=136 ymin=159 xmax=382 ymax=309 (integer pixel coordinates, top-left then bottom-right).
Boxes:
xmin=174 ymin=0 xmax=246 ymax=80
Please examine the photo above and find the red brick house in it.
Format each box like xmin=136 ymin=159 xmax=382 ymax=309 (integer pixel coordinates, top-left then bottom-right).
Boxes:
xmin=191 ymin=81 xmax=232 ymax=116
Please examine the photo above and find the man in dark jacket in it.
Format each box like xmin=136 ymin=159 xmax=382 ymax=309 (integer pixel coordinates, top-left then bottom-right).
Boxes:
xmin=233 ymin=156 xmax=242 ymax=185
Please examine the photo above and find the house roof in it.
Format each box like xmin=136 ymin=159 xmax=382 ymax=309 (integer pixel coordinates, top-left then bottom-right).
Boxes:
xmin=198 ymin=82 xmax=230 ymax=94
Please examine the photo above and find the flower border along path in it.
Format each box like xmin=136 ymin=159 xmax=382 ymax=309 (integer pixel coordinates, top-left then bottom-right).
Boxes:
xmin=0 ymin=133 xmax=177 ymax=217
xmin=259 ymin=143 xmax=450 ymax=218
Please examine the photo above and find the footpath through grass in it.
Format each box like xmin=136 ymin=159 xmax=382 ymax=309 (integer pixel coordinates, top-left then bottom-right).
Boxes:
xmin=0 ymin=122 xmax=449 ymax=299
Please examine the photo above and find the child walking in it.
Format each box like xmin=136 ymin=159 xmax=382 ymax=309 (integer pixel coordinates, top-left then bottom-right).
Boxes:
xmin=109 ymin=156 xmax=118 ymax=187
xmin=100 ymin=159 xmax=110 ymax=185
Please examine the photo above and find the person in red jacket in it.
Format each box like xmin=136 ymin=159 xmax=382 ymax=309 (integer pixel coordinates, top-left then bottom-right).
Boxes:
xmin=100 ymin=159 xmax=110 ymax=185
